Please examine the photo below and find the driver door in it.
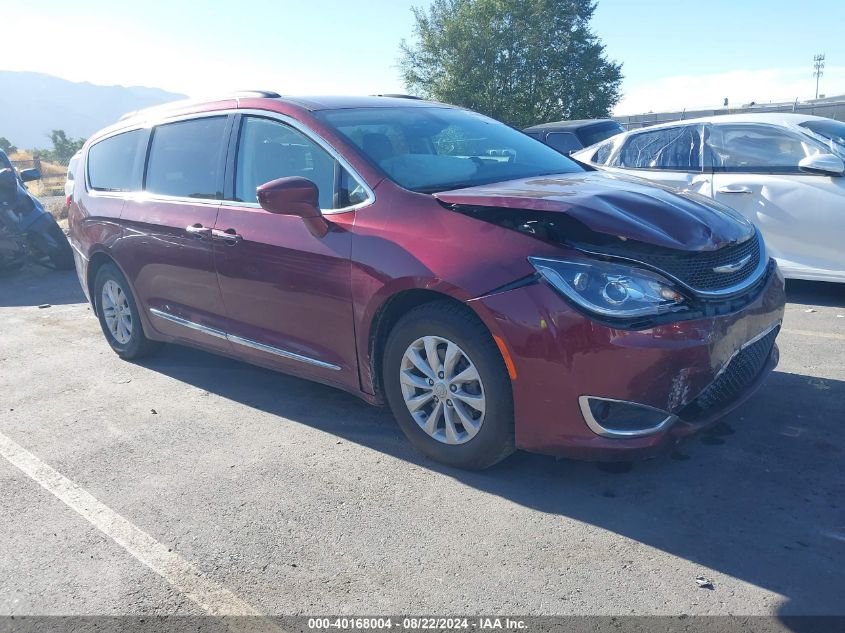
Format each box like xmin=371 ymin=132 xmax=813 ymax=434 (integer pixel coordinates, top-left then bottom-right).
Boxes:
xmin=213 ymin=114 xmax=361 ymax=389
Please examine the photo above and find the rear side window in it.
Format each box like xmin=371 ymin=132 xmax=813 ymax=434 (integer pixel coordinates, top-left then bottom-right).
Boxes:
xmin=545 ymin=132 xmax=582 ymax=154
xmin=613 ymin=126 xmax=701 ymax=171
xmin=592 ymin=141 xmax=614 ymax=165
xmin=145 ymin=117 xmax=228 ymax=199
xmin=234 ymin=116 xmax=342 ymax=209
xmin=87 ymin=129 xmax=145 ymax=192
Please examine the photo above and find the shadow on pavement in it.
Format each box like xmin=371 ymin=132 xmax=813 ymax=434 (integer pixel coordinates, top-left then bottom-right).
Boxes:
xmin=785 ymin=279 xmax=845 ymax=308
xmin=0 ymin=265 xmax=85 ymax=307
xmin=139 ymin=343 xmax=845 ymax=622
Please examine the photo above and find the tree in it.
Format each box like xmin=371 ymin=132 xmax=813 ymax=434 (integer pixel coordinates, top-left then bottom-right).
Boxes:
xmin=399 ymin=0 xmax=623 ymax=128
xmin=0 ymin=137 xmax=17 ymax=155
xmin=47 ymin=129 xmax=85 ymax=164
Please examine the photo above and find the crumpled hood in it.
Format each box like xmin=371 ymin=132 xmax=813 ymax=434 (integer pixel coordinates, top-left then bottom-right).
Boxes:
xmin=433 ymin=171 xmax=754 ymax=251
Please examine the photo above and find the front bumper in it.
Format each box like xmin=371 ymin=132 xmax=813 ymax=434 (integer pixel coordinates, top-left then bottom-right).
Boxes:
xmin=471 ymin=264 xmax=786 ymax=461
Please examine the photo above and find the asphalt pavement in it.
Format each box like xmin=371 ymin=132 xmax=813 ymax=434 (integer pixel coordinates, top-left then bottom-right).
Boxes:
xmin=1 ymin=264 xmax=843 ymax=620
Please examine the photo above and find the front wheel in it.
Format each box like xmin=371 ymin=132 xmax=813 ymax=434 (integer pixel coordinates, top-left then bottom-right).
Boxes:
xmin=383 ymin=301 xmax=515 ymax=470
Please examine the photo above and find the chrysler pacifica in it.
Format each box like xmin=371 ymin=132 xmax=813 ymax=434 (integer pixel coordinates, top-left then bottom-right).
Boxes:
xmin=68 ymin=93 xmax=785 ymax=469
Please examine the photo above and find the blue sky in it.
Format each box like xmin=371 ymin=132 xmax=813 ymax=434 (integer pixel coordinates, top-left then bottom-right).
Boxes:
xmin=4 ymin=0 xmax=845 ymax=115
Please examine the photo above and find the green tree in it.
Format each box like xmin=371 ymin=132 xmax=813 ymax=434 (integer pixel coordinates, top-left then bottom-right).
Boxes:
xmin=47 ymin=129 xmax=85 ymax=164
xmin=0 ymin=137 xmax=17 ymax=155
xmin=400 ymin=0 xmax=623 ymax=128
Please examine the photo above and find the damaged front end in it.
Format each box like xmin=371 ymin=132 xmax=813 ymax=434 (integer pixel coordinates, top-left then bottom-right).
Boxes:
xmin=438 ymin=192 xmax=772 ymax=331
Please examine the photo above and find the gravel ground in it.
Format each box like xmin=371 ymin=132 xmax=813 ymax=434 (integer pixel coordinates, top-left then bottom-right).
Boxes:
xmin=0 ymin=264 xmax=843 ymax=620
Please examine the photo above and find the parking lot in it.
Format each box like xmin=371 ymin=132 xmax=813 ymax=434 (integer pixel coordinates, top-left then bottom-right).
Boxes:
xmin=1 ymin=264 xmax=843 ymax=619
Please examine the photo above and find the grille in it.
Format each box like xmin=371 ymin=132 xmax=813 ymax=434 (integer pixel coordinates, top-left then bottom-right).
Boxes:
xmin=634 ymin=232 xmax=762 ymax=292
xmin=680 ymin=325 xmax=779 ymax=420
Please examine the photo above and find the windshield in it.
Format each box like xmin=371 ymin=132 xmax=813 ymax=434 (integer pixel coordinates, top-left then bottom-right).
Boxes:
xmin=316 ymin=106 xmax=583 ymax=193
xmin=576 ymin=121 xmax=625 ymax=148
xmin=799 ymin=119 xmax=845 ymax=159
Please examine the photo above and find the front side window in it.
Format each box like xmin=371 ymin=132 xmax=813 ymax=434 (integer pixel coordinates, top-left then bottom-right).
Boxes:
xmin=613 ymin=126 xmax=701 ymax=171
xmin=799 ymin=119 xmax=845 ymax=159
xmin=87 ymin=129 xmax=145 ymax=192
xmin=545 ymin=132 xmax=581 ymax=154
xmin=316 ymin=106 xmax=582 ymax=193
xmin=706 ymin=124 xmax=822 ymax=173
xmin=234 ymin=117 xmax=343 ymax=209
xmin=145 ymin=117 xmax=228 ymax=199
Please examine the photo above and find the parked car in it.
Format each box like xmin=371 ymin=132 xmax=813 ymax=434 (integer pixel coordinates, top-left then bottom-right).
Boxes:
xmin=65 ymin=150 xmax=82 ymax=209
xmin=69 ymin=93 xmax=784 ymax=469
xmin=0 ymin=149 xmax=74 ymax=270
xmin=523 ymin=119 xmax=624 ymax=154
xmin=573 ymin=113 xmax=845 ymax=283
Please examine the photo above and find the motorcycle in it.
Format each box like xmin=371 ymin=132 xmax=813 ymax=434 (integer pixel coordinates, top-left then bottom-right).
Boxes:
xmin=0 ymin=154 xmax=74 ymax=271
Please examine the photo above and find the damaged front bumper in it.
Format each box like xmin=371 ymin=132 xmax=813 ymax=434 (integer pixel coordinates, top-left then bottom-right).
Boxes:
xmin=470 ymin=263 xmax=786 ymax=461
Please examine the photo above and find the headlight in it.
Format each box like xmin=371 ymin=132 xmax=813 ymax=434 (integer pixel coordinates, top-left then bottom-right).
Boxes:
xmin=528 ymin=256 xmax=687 ymax=318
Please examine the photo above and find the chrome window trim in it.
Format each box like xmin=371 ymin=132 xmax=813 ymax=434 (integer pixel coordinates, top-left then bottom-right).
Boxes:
xmin=576 ymin=228 xmax=768 ymax=299
xmin=85 ymin=107 xmax=376 ymax=215
xmin=578 ymin=396 xmax=677 ymax=438
xmin=148 ymin=307 xmax=341 ymax=371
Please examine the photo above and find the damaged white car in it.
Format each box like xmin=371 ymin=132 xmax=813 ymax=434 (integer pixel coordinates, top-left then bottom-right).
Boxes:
xmin=573 ymin=113 xmax=845 ymax=283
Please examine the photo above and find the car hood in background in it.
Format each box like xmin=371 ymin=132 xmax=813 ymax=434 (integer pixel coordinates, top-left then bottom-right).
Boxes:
xmin=434 ymin=171 xmax=754 ymax=251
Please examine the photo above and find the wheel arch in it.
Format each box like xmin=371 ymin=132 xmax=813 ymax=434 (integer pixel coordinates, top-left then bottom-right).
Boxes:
xmin=366 ymin=287 xmax=506 ymax=404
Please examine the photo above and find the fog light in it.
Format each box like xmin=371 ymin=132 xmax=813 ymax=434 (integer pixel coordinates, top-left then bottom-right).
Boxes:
xmin=579 ymin=396 xmax=676 ymax=438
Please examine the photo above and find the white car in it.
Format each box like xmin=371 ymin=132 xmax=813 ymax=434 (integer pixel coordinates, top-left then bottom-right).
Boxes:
xmin=65 ymin=150 xmax=82 ymax=209
xmin=573 ymin=113 xmax=845 ymax=282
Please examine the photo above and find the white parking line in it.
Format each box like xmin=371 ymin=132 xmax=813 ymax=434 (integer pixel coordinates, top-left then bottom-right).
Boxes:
xmin=0 ymin=430 xmax=279 ymax=629
xmin=782 ymin=328 xmax=845 ymax=341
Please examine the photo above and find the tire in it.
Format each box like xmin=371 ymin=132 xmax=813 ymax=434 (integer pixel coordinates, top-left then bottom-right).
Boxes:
xmin=93 ymin=263 xmax=161 ymax=360
xmin=27 ymin=218 xmax=74 ymax=270
xmin=44 ymin=221 xmax=74 ymax=270
xmin=383 ymin=301 xmax=515 ymax=469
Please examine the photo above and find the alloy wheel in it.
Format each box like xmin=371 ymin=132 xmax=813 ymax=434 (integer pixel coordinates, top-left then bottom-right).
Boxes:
xmin=399 ymin=335 xmax=486 ymax=445
xmin=101 ymin=279 xmax=133 ymax=345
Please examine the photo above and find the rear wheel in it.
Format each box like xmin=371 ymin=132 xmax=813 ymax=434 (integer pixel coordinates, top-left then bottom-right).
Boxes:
xmin=383 ymin=301 xmax=515 ymax=469
xmin=94 ymin=263 xmax=161 ymax=360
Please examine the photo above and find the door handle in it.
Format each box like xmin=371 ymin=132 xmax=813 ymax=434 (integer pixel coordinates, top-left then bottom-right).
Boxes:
xmin=717 ymin=185 xmax=752 ymax=194
xmin=186 ymin=223 xmax=211 ymax=238
xmin=211 ymin=228 xmax=242 ymax=244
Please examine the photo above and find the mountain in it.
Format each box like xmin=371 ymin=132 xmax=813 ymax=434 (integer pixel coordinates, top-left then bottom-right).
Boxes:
xmin=0 ymin=71 xmax=187 ymax=149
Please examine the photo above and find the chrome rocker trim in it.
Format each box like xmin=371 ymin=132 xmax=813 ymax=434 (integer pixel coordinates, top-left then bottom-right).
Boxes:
xmin=149 ymin=308 xmax=340 ymax=371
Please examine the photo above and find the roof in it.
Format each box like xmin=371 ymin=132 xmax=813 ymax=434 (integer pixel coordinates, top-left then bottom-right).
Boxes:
xmin=277 ymin=95 xmax=449 ymax=111
xmin=118 ymin=93 xmax=448 ymax=122
xmin=627 ymin=111 xmax=833 ymax=131
xmin=523 ymin=118 xmax=619 ymax=132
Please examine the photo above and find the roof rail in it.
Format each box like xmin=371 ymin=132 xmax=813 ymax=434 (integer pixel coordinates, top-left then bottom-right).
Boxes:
xmin=226 ymin=90 xmax=281 ymax=98
xmin=372 ymin=93 xmax=423 ymax=100
xmin=118 ymin=90 xmax=281 ymax=122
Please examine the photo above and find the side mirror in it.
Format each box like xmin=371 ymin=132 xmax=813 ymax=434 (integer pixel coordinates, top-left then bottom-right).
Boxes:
xmin=256 ymin=176 xmax=329 ymax=237
xmin=19 ymin=168 xmax=42 ymax=182
xmin=798 ymin=153 xmax=845 ymax=176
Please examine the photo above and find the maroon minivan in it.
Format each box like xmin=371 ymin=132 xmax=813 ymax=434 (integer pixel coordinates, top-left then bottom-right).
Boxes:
xmin=68 ymin=92 xmax=785 ymax=469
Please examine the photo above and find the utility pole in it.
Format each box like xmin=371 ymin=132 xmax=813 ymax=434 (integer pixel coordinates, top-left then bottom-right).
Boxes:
xmin=813 ymin=53 xmax=825 ymax=100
